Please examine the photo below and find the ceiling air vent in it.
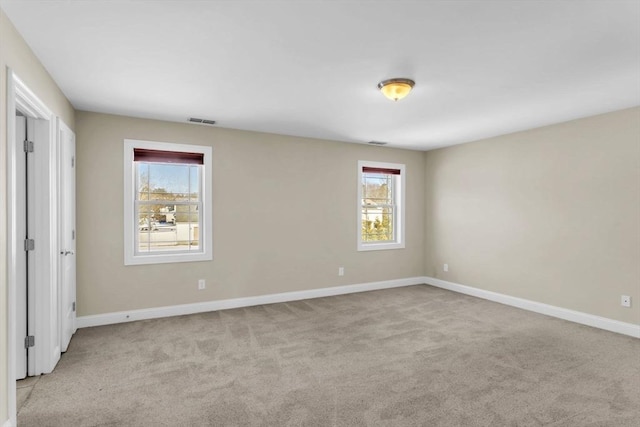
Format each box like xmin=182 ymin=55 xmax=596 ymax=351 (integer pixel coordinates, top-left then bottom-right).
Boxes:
xmin=367 ymin=141 xmax=387 ymax=146
xmin=188 ymin=118 xmax=216 ymax=125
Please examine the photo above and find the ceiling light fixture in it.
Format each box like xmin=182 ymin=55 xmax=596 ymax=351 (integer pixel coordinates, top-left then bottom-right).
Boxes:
xmin=377 ymin=78 xmax=415 ymax=101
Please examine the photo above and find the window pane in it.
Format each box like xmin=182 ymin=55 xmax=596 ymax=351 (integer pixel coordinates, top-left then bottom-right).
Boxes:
xmin=136 ymin=203 xmax=201 ymax=253
xmin=149 ymin=163 xmax=188 ymax=194
xmin=362 ymin=173 xmax=393 ymax=205
xmin=361 ymin=208 xmax=394 ymax=242
xmin=138 ymin=223 xmax=179 ymax=252
xmin=137 ymin=163 xmax=201 ymax=202
xmin=138 ymin=204 xmax=177 ymax=224
xmin=174 ymin=204 xmax=199 ymax=223
xmin=190 ymin=165 xmax=200 ymax=201
xmin=137 ymin=163 xmax=150 ymax=200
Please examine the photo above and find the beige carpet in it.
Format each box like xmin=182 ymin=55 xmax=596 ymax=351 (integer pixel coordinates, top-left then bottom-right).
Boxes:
xmin=18 ymin=285 xmax=640 ymax=426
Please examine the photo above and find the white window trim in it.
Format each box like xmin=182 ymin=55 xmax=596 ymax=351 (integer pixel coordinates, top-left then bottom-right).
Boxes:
xmin=124 ymin=139 xmax=213 ymax=265
xmin=357 ymin=160 xmax=406 ymax=251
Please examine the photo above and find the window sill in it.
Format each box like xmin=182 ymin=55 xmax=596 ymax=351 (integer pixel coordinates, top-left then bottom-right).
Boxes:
xmin=124 ymin=251 xmax=212 ymax=266
xmin=357 ymin=242 xmax=405 ymax=251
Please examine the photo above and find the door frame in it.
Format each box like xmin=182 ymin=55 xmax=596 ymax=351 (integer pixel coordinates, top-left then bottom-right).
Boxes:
xmin=6 ymin=69 xmax=60 ymax=426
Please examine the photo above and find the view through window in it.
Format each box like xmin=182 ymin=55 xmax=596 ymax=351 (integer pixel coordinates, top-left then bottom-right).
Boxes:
xmin=361 ymin=170 xmax=396 ymax=242
xmin=136 ymin=159 xmax=201 ymax=253
xmin=358 ymin=161 xmax=405 ymax=251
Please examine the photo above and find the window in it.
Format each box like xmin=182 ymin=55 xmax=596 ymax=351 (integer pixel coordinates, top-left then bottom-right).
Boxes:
xmin=124 ymin=139 xmax=212 ymax=265
xmin=357 ymin=160 xmax=405 ymax=251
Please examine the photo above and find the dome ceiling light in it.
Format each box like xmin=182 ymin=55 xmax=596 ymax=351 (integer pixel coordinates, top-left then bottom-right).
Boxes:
xmin=377 ymin=78 xmax=415 ymax=101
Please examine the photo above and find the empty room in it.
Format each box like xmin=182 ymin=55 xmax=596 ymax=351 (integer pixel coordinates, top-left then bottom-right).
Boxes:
xmin=1 ymin=1 xmax=639 ymax=426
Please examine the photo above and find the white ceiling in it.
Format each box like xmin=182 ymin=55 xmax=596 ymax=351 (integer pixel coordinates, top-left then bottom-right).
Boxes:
xmin=2 ymin=0 xmax=639 ymax=150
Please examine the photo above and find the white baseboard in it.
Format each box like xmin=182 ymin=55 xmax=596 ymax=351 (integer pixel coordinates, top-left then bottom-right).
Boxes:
xmin=77 ymin=275 xmax=640 ymax=338
xmin=76 ymin=277 xmax=424 ymax=328
xmin=4 ymin=419 xmax=15 ymax=427
xmin=424 ymin=276 xmax=640 ymax=339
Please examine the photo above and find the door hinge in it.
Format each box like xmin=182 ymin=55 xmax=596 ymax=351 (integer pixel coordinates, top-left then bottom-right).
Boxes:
xmin=71 ymin=156 xmax=75 ymax=167
xmin=72 ymin=230 xmax=75 ymax=240
xmin=24 ymin=239 xmax=35 ymax=251
xmin=23 ymin=140 xmax=34 ymax=153
xmin=25 ymin=336 xmax=35 ymax=349
xmin=72 ymin=301 xmax=76 ymax=312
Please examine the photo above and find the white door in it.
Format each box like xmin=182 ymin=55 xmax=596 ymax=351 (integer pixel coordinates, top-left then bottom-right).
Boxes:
xmin=58 ymin=119 xmax=77 ymax=352
xmin=15 ymin=115 xmax=39 ymax=377
xmin=15 ymin=115 xmax=27 ymax=380
xmin=26 ymin=118 xmax=39 ymax=376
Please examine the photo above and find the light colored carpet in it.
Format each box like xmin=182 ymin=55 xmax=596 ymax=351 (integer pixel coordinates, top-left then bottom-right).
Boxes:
xmin=18 ymin=285 xmax=640 ymax=426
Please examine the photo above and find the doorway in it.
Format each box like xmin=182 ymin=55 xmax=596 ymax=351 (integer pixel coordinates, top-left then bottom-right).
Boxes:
xmin=6 ymin=70 xmax=76 ymax=425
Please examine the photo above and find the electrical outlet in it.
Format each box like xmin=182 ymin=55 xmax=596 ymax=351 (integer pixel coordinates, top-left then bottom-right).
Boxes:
xmin=338 ymin=267 xmax=344 ymax=276
xmin=443 ymin=264 xmax=448 ymax=272
xmin=621 ymin=295 xmax=631 ymax=308
xmin=198 ymin=279 xmax=206 ymax=290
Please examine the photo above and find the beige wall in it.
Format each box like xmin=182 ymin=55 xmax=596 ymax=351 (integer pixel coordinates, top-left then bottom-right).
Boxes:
xmin=425 ymin=107 xmax=640 ymax=325
xmin=75 ymin=111 xmax=426 ymax=316
xmin=0 ymin=7 xmax=75 ymax=423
